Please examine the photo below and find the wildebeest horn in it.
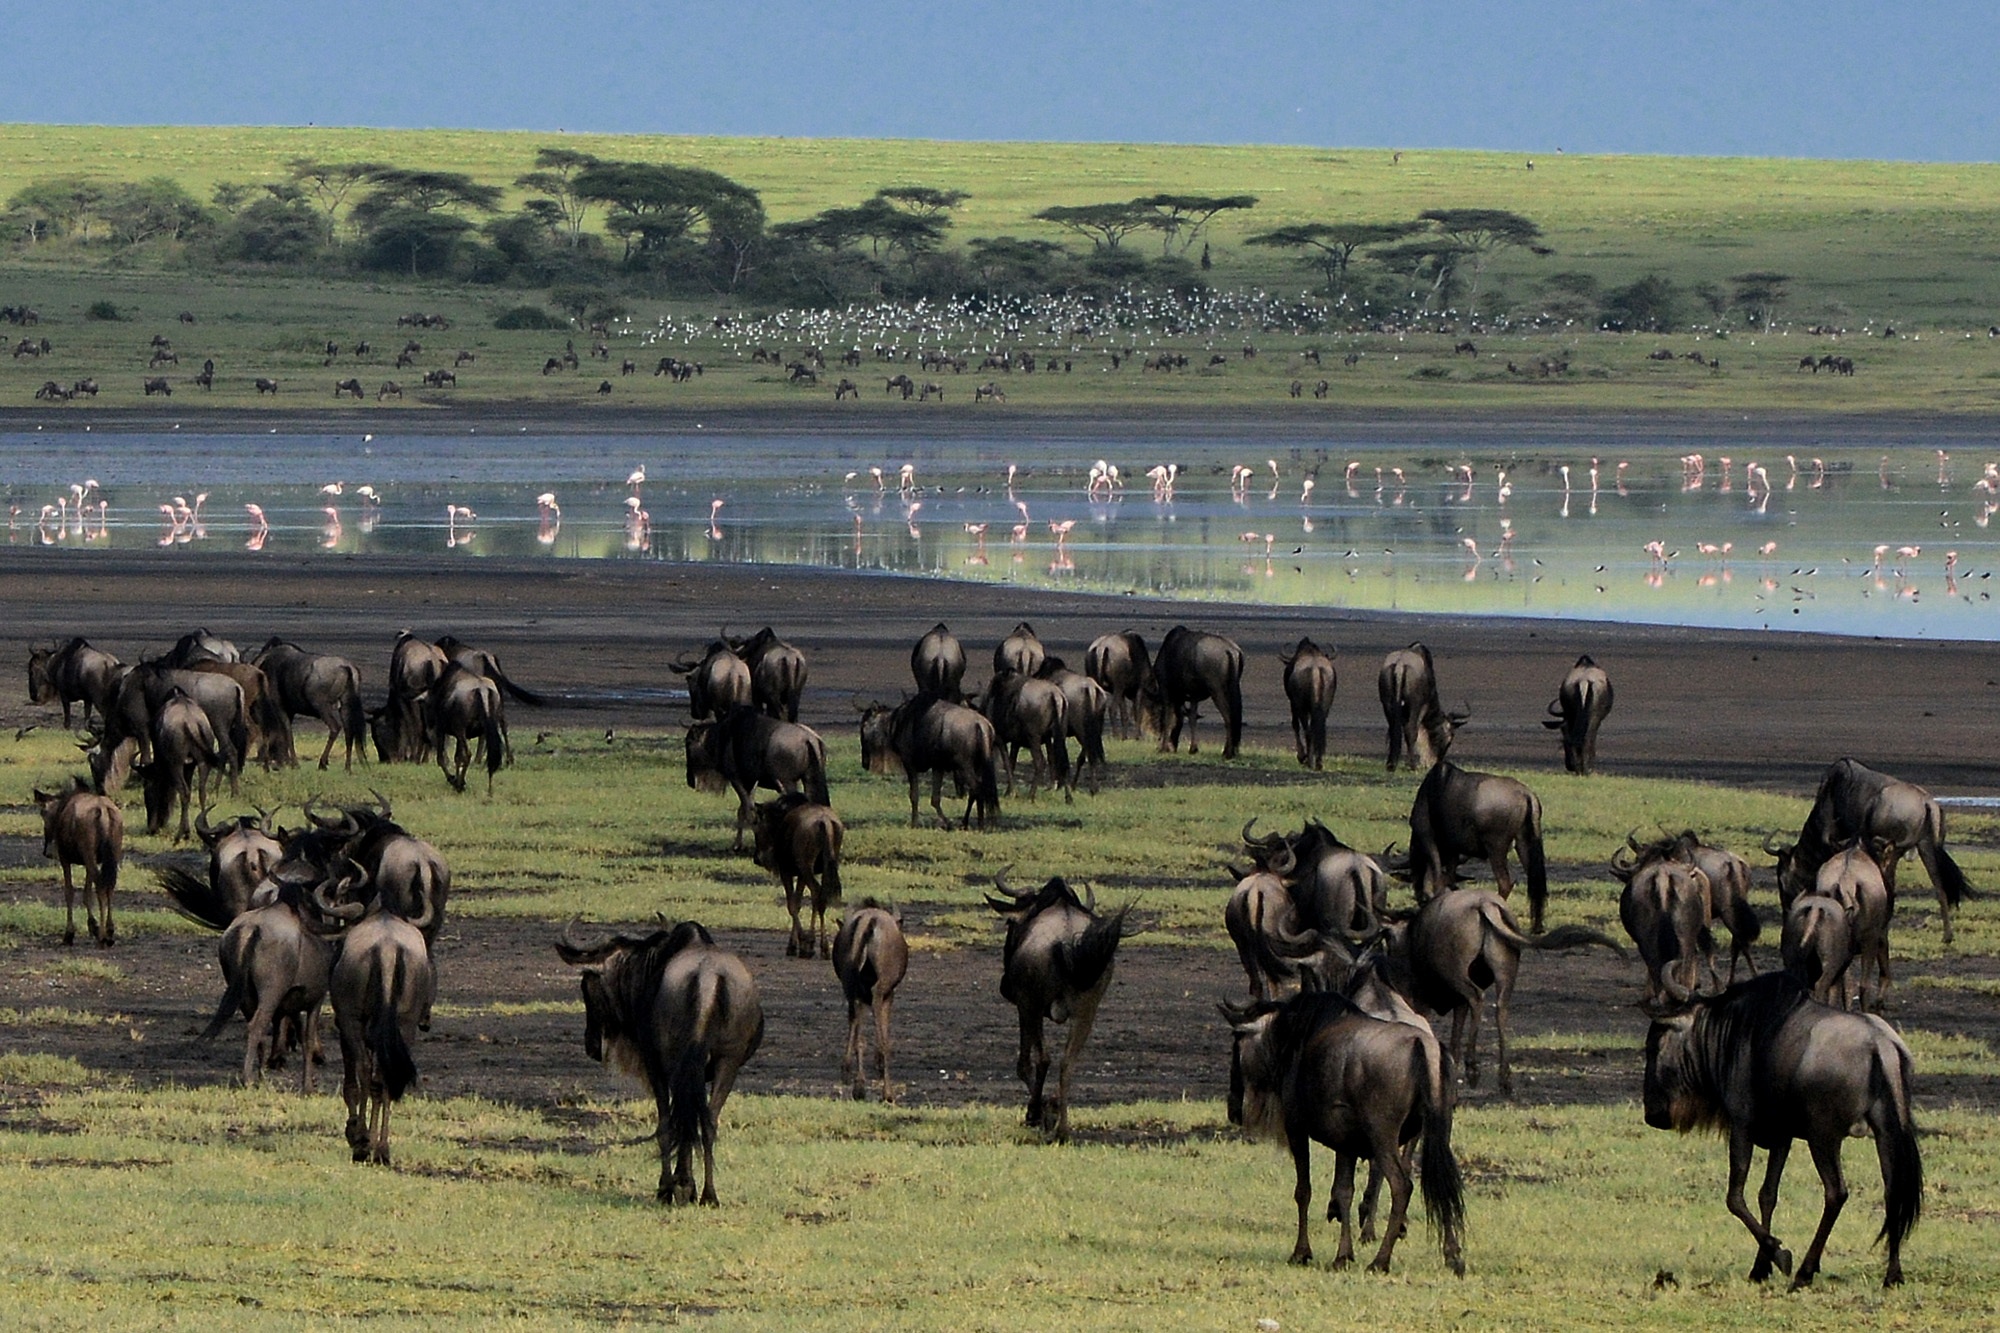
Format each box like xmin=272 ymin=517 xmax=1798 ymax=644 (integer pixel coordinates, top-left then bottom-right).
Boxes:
xmin=367 ymin=789 xmax=393 ymax=819
xmin=194 ymin=806 xmax=214 ymax=842
xmin=1609 ymin=844 xmax=1638 ymax=877
xmin=1084 ymin=883 xmax=1097 ymax=913
xmin=1267 ymin=842 xmax=1297 ymax=877
xmin=1546 ymin=698 xmax=1564 ymax=716
xmin=1761 ymin=831 xmax=1788 ymax=856
xmin=555 ymin=916 xmax=617 ymax=963
xmin=1241 ymin=818 xmax=1285 ymax=850
xmin=313 ymin=876 xmax=364 ymax=922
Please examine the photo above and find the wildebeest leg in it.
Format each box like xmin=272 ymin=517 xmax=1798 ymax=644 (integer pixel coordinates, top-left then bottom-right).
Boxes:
xmin=1489 ymin=846 xmax=1516 ymax=902
xmin=1366 ymin=1139 xmax=1413 ymax=1273
xmin=1184 ymin=702 xmax=1200 ymax=754
xmin=1493 ymin=969 xmax=1515 ymax=1097
xmin=1789 ymin=1136 xmax=1848 ymax=1290
xmin=1329 ymin=1151 xmax=1359 ymax=1267
xmin=1017 ymin=1010 xmax=1048 ymax=1130
xmin=1451 ymin=1004 xmax=1477 ymax=1087
xmin=343 ymin=1039 xmax=371 ymax=1162
xmin=928 ymin=771 xmax=952 ymax=830
xmin=651 ymin=1093 xmax=679 ymax=1203
xmin=1733 ymin=1129 xmax=1794 ymax=1282
xmin=873 ymin=992 xmax=895 ymax=1103
xmin=1288 ymin=1130 xmax=1314 ymax=1264
xmin=300 ymin=1007 xmax=319 ymax=1094
xmin=843 ymin=998 xmax=866 ymax=1099
xmin=784 ymin=874 xmax=805 ymax=957
xmin=317 ymin=717 xmax=339 ymax=770
xmin=244 ymin=994 xmax=280 ymax=1087
xmin=59 ymin=861 xmax=79 ymax=946
xmin=731 ymin=781 xmax=754 ymax=851
xmin=1048 ymin=989 xmax=1102 ymax=1142
xmin=700 ymin=1061 xmax=745 ymax=1207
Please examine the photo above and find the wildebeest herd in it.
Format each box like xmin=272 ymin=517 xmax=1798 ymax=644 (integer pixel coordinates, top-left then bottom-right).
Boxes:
xmin=18 ymin=618 xmax=1973 ymax=1286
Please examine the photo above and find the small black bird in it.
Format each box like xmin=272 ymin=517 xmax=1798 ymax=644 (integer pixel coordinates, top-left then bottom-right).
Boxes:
xmin=14 ymin=724 xmax=37 ymax=741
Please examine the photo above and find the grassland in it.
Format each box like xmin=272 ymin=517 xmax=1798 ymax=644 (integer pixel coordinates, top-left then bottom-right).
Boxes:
xmin=5 ymin=124 xmax=2000 ymax=415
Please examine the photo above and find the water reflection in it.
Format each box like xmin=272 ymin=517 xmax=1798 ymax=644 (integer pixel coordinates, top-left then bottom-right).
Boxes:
xmin=3 ymin=431 xmax=1998 ymax=639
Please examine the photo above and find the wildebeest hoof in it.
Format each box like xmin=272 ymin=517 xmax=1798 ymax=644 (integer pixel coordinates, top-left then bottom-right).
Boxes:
xmin=1331 ymin=1253 xmax=1354 ymax=1270
xmin=1288 ymin=1248 xmax=1313 ymax=1266
xmin=700 ymin=1192 xmax=719 ymax=1208
xmin=1788 ymin=1269 xmax=1816 ymax=1292
xmin=850 ymin=1084 xmax=866 ymax=1101
xmin=1366 ymin=1257 xmax=1393 ymax=1274
xmin=62 ymin=929 xmax=75 ymax=946
xmin=1883 ymin=1263 xmax=1904 ymax=1288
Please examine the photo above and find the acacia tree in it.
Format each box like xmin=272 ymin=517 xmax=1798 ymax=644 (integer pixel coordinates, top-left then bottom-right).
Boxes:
xmin=1417 ymin=208 xmax=1545 ymax=313
xmin=1372 ymin=237 xmax=1473 ymax=311
xmin=573 ymin=162 xmax=761 ymax=260
xmin=515 ymin=147 xmax=601 ymax=248
xmin=1134 ymin=193 xmax=1257 ymax=255
xmin=1729 ymin=271 xmax=1790 ymax=330
xmin=287 ymin=159 xmax=387 ymax=235
xmin=350 ymin=170 xmax=502 ymax=276
xmin=875 ymin=185 xmax=968 ymax=223
xmin=1245 ymin=221 xmax=1423 ymax=301
xmin=1033 ymin=201 xmax=1154 ymax=251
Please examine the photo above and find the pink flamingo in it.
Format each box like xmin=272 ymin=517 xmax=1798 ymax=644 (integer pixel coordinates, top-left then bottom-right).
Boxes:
xmin=708 ymin=498 xmax=724 ymax=541
xmin=323 ymin=506 xmax=345 ymax=550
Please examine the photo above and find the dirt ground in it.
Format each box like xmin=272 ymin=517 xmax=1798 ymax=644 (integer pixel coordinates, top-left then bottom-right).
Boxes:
xmin=3 ymin=549 xmax=1998 ymax=1116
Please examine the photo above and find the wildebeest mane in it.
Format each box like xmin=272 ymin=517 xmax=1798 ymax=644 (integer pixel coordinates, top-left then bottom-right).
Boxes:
xmin=1685 ymin=970 xmax=1812 ymax=1126
xmin=1266 ymin=988 xmax=1366 ymax=1068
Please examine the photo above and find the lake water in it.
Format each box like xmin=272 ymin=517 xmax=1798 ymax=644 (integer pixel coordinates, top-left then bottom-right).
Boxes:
xmin=3 ymin=428 xmax=1996 ymax=640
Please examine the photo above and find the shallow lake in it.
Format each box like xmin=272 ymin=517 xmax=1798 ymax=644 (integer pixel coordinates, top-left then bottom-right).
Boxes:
xmin=3 ymin=428 xmax=1996 ymax=640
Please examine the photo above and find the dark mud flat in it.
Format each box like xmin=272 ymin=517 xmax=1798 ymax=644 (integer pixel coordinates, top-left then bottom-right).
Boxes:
xmin=4 ymin=908 xmax=1996 ymax=1117
xmin=3 ymin=551 xmax=1999 ymax=793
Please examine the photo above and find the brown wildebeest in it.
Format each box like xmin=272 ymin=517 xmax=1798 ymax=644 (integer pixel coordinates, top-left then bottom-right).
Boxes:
xmin=378 ymin=381 xmax=402 ymax=400
xmin=143 ymin=376 xmax=172 ymax=396
xmin=1140 ymin=625 xmax=1244 ymax=759
xmin=672 ymin=641 xmax=752 ymax=720
xmin=860 ymin=694 xmax=1000 ymax=831
xmin=1643 ymin=971 xmax=1921 ymax=1289
xmin=1781 ymin=895 xmax=1854 ymax=1007
xmin=909 ymin=622 xmax=967 ymax=699
xmin=979 ymin=669 xmax=1071 ymax=801
xmin=1790 ymin=838 xmax=1894 ymax=1011
xmin=28 ymin=637 xmax=123 ymax=729
xmin=325 ymin=901 xmax=433 ymax=1165
xmin=1223 ymin=988 xmax=1465 ymax=1273
xmin=730 ymin=627 xmax=808 ymax=723
xmin=686 ymin=706 xmax=830 ymax=850
xmin=1084 ymin=630 xmax=1149 ymax=738
xmin=1612 ymin=834 xmax=1712 ymax=1006
xmin=750 ymin=793 xmax=843 ymax=958
xmin=1543 ymin=654 xmax=1613 ymax=775
xmin=428 ymin=664 xmax=504 ymax=794
xmin=201 ymin=884 xmax=335 ymax=1090
xmin=993 ymin=621 xmax=1046 ymax=677
xmin=556 ymin=919 xmax=764 ymax=1205
xmin=1280 ymin=637 xmax=1337 ymax=770
xmin=1402 ymin=760 xmax=1547 ymax=930
xmin=137 ymin=687 xmax=223 ymax=842
xmin=832 ymin=900 xmax=908 ymax=1102
xmin=254 ymin=377 xmax=279 ymax=394
xmin=334 ymin=378 xmax=364 ymax=399
xmin=155 ymin=809 xmax=286 ymax=929
xmin=986 ymin=874 xmax=1125 ymax=1141
xmin=35 ymin=779 xmax=123 ymax=946
xmin=252 ymin=638 xmax=367 ymax=771
xmin=1035 ymin=657 xmax=1109 ymax=795
xmin=1377 ymin=643 xmax=1467 ymax=771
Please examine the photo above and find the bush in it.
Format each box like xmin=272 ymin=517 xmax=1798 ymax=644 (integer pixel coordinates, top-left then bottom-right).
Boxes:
xmin=493 ymin=305 xmax=568 ymax=330
xmin=85 ymin=300 xmax=123 ymax=321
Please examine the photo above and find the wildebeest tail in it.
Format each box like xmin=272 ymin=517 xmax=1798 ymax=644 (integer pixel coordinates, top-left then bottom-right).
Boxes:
xmin=1873 ymin=1044 xmax=1922 ymax=1252
xmin=818 ymin=819 xmax=843 ymax=903
xmin=1922 ymin=803 xmax=1969 ymax=908
xmin=1222 ymin=656 xmax=1244 ymax=756
xmin=341 ymin=666 xmax=367 ymax=760
xmin=250 ymin=683 xmax=292 ymax=764
xmin=805 ymin=734 xmax=830 ymax=806
xmin=490 ymin=661 xmax=545 ymax=707
xmin=1059 ymin=906 xmax=1126 ymax=995
xmin=1514 ymin=920 xmax=1627 ymax=958
xmin=665 ymin=1039 xmax=711 ymax=1153
xmin=370 ymin=951 xmax=419 ymax=1101
xmin=1521 ymin=795 xmax=1548 ymax=932
xmin=974 ymin=745 xmax=1001 ymax=826
xmin=482 ymin=699 xmax=505 ymax=786
xmin=1728 ymin=893 xmax=1761 ymax=945
xmin=155 ymin=864 xmax=230 ymax=930
xmin=201 ymin=931 xmax=252 ymax=1039
xmin=1081 ymin=693 xmax=1107 ymax=768
xmin=1413 ymin=1038 xmax=1466 ymax=1251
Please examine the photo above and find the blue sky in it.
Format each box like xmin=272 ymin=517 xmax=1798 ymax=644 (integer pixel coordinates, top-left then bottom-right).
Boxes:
xmin=5 ymin=1 xmax=1994 ymax=160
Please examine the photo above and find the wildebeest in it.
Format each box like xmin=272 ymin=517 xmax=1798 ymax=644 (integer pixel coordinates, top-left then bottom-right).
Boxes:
xmin=832 ymin=899 xmax=908 ymax=1102
xmin=729 ymin=627 xmax=808 ymax=722
xmin=1781 ymin=894 xmax=1855 ymax=1007
xmin=1035 ymin=657 xmax=1109 ymax=794
xmin=750 ymin=793 xmax=843 ymax=958
xmin=1377 ymin=644 xmax=1467 ymax=771
xmin=979 ymin=669 xmax=1071 ymax=800
xmin=1084 ymin=630 xmax=1150 ymax=738
xmin=155 ymin=808 xmax=286 ymax=929
xmin=34 ymin=779 xmax=123 ymax=946
xmin=254 ymin=377 xmax=279 ymax=395
xmin=1140 ymin=625 xmax=1244 ymax=758
xmin=1643 ymin=971 xmax=1920 ymax=1289
xmin=428 ymin=663 xmax=505 ymax=794
xmin=1681 ymin=834 xmax=1760 ymax=986
xmin=1403 ymin=760 xmax=1548 ymax=931
xmin=910 ymin=623 xmax=967 ymax=700
xmin=98 ymin=663 xmax=249 ymax=795
xmin=434 ymin=635 xmax=544 ymax=712
xmin=1223 ymin=988 xmax=1465 ymax=1273
xmin=1612 ymin=834 xmax=1713 ymax=1005
xmin=673 ymin=641 xmax=753 ymax=720
xmin=986 ymin=875 xmax=1125 ymax=1141
xmin=326 ymin=903 xmax=434 ymax=1165
xmin=687 ymin=706 xmax=830 ymax=849
xmin=1380 ymin=888 xmax=1622 ymax=1094
xmin=374 ymin=631 xmax=450 ymax=762
xmin=1543 ymin=654 xmax=1613 ymax=775
xmin=137 ymin=687 xmax=222 ymax=841
xmin=994 ymin=622 xmax=1046 ymax=677
xmin=1280 ymin=637 xmax=1337 ymax=770
xmin=161 ymin=628 xmax=240 ymax=666
xmin=1788 ymin=838 xmax=1894 ymax=1011
xmin=143 ymin=376 xmax=171 ymax=396
xmin=556 ymin=920 xmax=765 ymax=1205
xmin=183 ymin=659 xmax=296 ymax=769
xmin=28 ymin=638 xmax=124 ymax=730
xmin=1225 ymin=856 xmax=1322 ymax=1002
xmin=252 ymin=639 xmax=366 ymax=771
xmin=858 ymin=695 xmax=1001 ymax=830
xmin=1243 ymin=819 xmax=1391 ymax=941
xmin=296 ymin=799 xmax=451 ymax=948
xmin=201 ymin=883 xmax=335 ymax=1090
xmin=335 ymin=378 xmax=364 ymax=399
xmin=1771 ymin=758 xmax=1969 ymax=944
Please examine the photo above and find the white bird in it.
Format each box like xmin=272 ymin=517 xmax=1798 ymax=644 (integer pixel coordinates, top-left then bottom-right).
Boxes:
xmin=320 ymin=482 xmax=343 ymax=497
xmin=626 ymin=466 xmax=646 ymax=489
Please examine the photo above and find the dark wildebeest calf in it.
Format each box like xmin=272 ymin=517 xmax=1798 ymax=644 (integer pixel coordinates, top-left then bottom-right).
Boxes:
xmin=750 ymin=793 xmax=843 ymax=958
xmin=1543 ymin=654 xmax=1613 ymax=775
xmin=1403 ymin=760 xmax=1549 ymax=931
xmin=556 ymin=919 xmax=765 ymax=1205
xmin=986 ymin=874 xmax=1125 ymax=1141
xmin=1280 ymin=637 xmax=1338 ymax=770
xmin=687 ymin=706 xmax=830 ymax=850
xmin=35 ymin=778 xmax=123 ymax=946
xmin=1644 ymin=971 xmax=1921 ymax=1289
xmin=831 ymin=899 xmax=908 ymax=1102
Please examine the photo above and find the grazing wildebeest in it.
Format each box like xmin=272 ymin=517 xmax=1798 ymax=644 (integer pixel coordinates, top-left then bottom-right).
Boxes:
xmin=138 ymin=687 xmax=223 ymax=841
xmin=1543 ymin=654 xmax=1613 ymax=775
xmin=832 ymin=899 xmax=908 ymax=1102
xmin=252 ymin=639 xmax=366 ymax=771
xmin=1223 ymin=988 xmax=1465 ymax=1273
xmin=1084 ymin=630 xmax=1150 ymax=738
xmin=28 ymin=638 xmax=124 ymax=730
xmin=986 ymin=875 xmax=1125 ymax=1141
xmin=749 ymin=793 xmax=843 ymax=958
xmin=730 ymin=627 xmax=808 ymax=723
xmin=858 ymin=695 xmax=1001 ymax=830
xmin=143 ymin=376 xmax=171 ymax=396
xmin=556 ymin=920 xmax=765 ymax=1205
xmin=1643 ymin=971 xmax=1920 ymax=1289
xmin=1782 ymin=838 xmax=1894 ymax=1011
xmin=375 ymin=631 xmax=449 ymax=763
xmin=335 ymin=378 xmax=364 ymax=399
xmin=34 ymin=779 xmax=123 ymax=946
xmin=1781 ymin=895 xmax=1855 ymax=1007
xmin=687 ymin=706 xmax=830 ymax=849
xmin=155 ymin=809 xmax=286 ymax=929
xmin=1280 ymin=637 xmax=1338 ymax=770
xmin=1140 ymin=625 xmax=1244 ymax=758
xmin=910 ymin=623 xmax=967 ymax=700
xmin=184 ymin=659 xmax=296 ymax=769
xmin=1035 ymin=657 xmax=1109 ymax=794
xmin=1772 ymin=758 xmax=1969 ymax=944
xmin=1381 ymin=889 xmax=1622 ymax=1094
xmin=99 ymin=664 xmax=249 ymax=795
xmin=1403 ymin=760 xmax=1548 ymax=931
xmin=993 ymin=622 xmax=1046 ymax=677
xmin=255 ymin=377 xmax=279 ymax=394
xmin=672 ymin=641 xmax=753 ymax=720
xmin=201 ymin=884 xmax=335 ymax=1090
xmin=326 ymin=903 xmax=433 ymax=1165
xmin=1377 ymin=644 xmax=1467 ymax=771
xmin=161 ymin=628 xmax=240 ymax=666
xmin=1612 ymin=835 xmax=1713 ymax=1006
xmin=979 ymin=670 xmax=1071 ymax=800
xmin=428 ymin=663 xmax=505 ymax=794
